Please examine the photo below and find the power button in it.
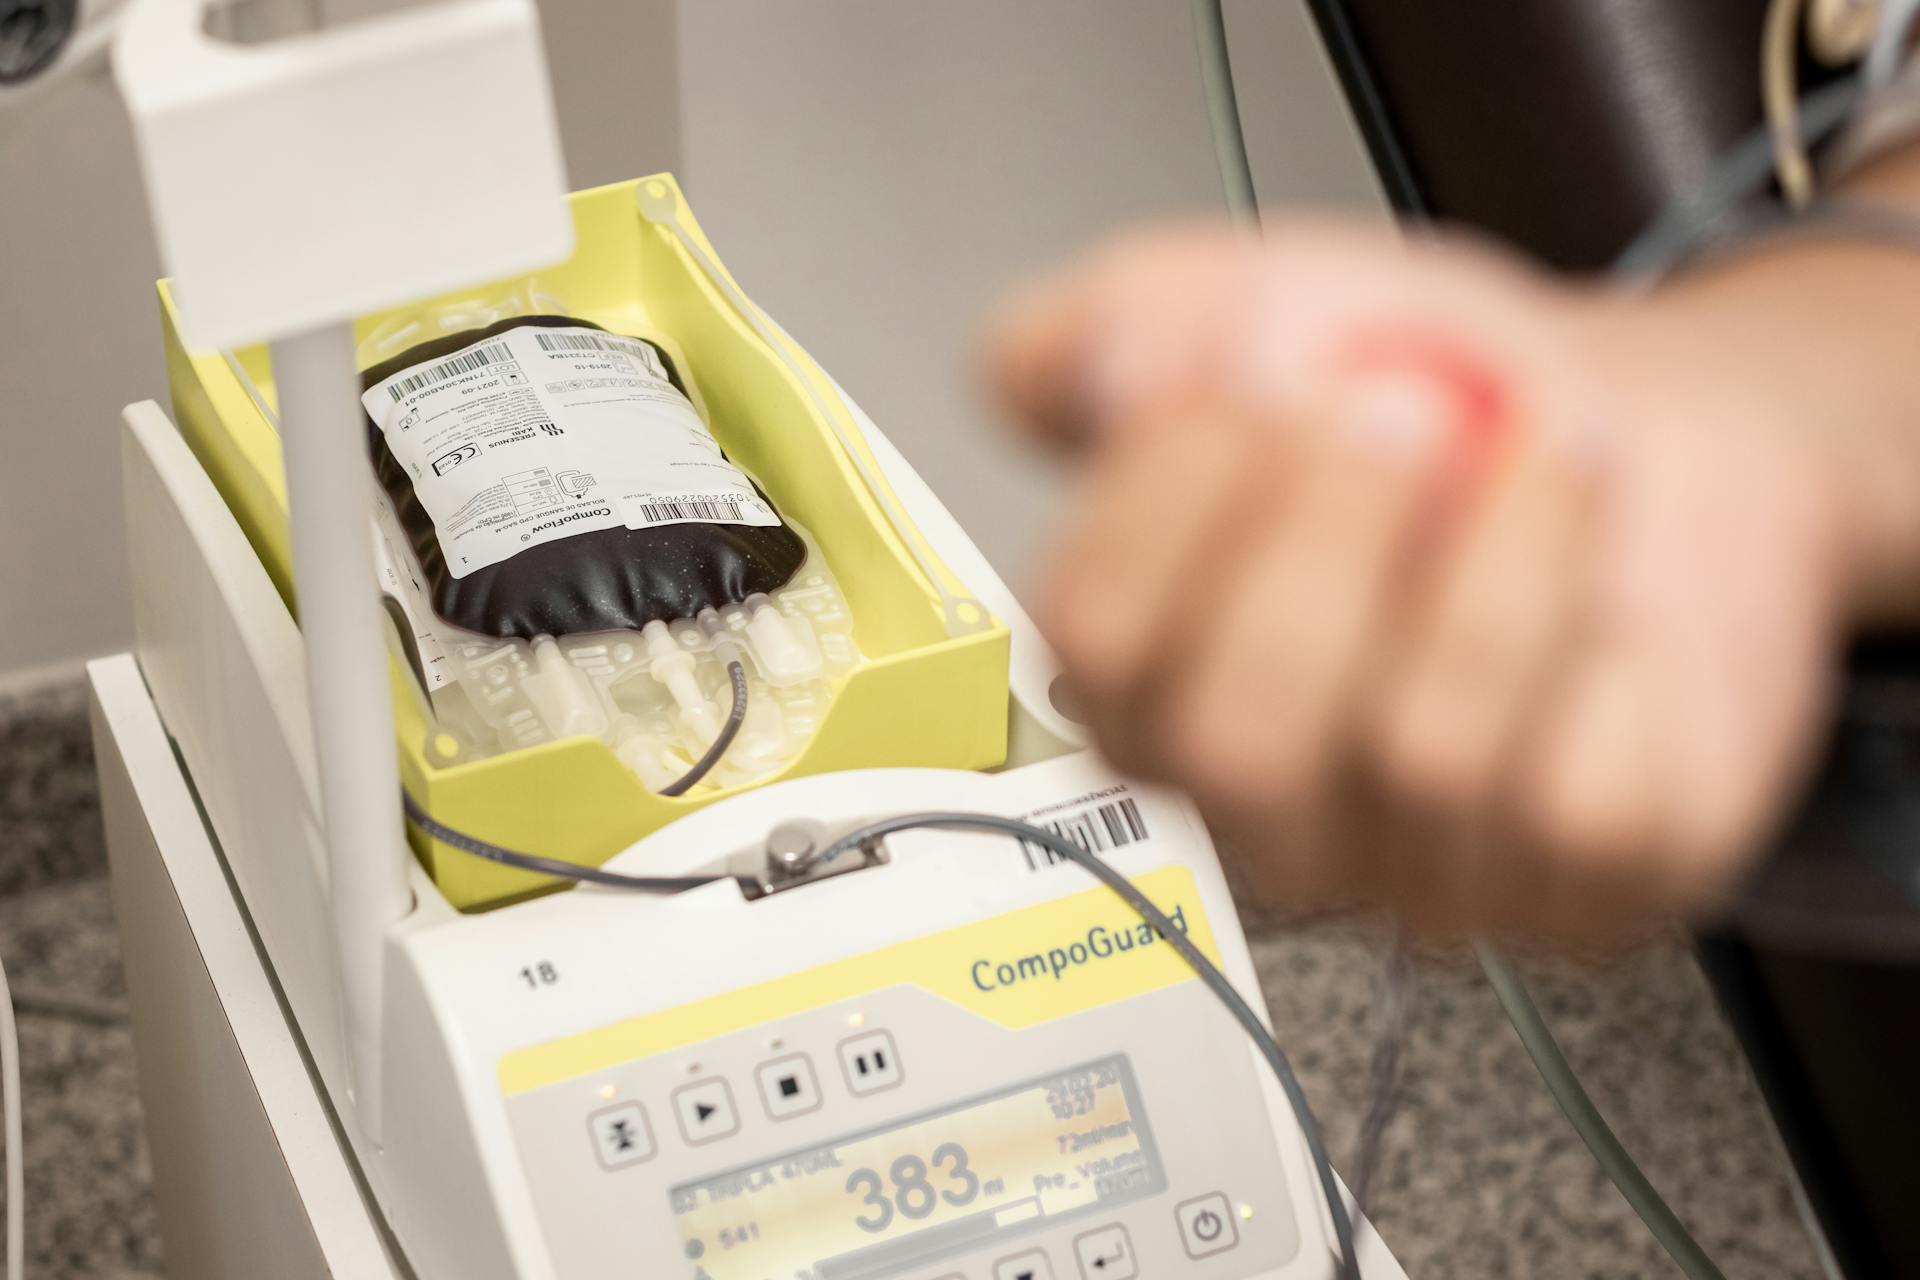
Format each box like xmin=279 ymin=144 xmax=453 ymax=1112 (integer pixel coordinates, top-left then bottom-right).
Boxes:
xmin=1175 ymin=1192 xmax=1240 ymax=1260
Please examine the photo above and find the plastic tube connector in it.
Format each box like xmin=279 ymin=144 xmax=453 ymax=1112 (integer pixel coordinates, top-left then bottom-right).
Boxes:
xmin=721 ymin=691 xmax=790 ymax=781
xmin=610 ymin=716 xmax=685 ymax=791
xmin=643 ymin=620 xmax=722 ymax=744
xmin=743 ymin=593 xmax=820 ymax=684
xmin=523 ymin=635 xmax=610 ymax=739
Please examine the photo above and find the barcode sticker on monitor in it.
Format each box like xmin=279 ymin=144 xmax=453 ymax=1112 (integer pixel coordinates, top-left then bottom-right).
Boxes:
xmin=384 ymin=343 xmax=514 ymax=402
xmin=1017 ymin=795 xmax=1151 ymax=871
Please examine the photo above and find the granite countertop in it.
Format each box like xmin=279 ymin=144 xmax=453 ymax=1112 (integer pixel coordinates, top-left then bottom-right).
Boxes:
xmin=1252 ymin=919 xmax=1824 ymax=1278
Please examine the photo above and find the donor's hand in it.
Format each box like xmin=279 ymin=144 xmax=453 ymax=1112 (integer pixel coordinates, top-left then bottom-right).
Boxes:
xmin=989 ymin=221 xmax=1918 ymax=941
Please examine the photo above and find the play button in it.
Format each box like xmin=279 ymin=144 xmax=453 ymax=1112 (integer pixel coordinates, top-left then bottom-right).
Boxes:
xmin=671 ymin=1078 xmax=739 ymax=1145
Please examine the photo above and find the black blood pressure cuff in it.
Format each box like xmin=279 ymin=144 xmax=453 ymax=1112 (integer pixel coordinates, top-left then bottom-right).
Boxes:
xmin=1732 ymin=636 xmax=1920 ymax=956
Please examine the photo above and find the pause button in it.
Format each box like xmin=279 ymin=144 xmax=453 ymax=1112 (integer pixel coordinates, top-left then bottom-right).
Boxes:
xmin=838 ymin=1030 xmax=904 ymax=1096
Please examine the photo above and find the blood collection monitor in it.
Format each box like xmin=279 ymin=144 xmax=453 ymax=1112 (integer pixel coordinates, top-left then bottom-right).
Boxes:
xmin=98 ymin=128 xmax=1402 ymax=1273
xmin=461 ymin=761 xmax=1336 ymax=1280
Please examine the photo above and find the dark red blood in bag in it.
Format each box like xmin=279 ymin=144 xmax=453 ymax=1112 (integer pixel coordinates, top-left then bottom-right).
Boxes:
xmin=362 ymin=315 xmax=806 ymax=641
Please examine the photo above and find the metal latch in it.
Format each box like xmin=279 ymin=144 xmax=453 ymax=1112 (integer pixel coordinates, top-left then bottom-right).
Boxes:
xmin=731 ymin=819 xmax=889 ymax=900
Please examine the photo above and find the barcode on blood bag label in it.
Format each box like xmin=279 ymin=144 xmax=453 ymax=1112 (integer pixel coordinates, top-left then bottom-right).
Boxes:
xmin=532 ymin=330 xmax=670 ymax=378
xmin=385 ymin=342 xmax=513 ymax=401
xmin=1017 ymin=795 xmax=1150 ymax=871
xmin=631 ymin=496 xmax=755 ymax=525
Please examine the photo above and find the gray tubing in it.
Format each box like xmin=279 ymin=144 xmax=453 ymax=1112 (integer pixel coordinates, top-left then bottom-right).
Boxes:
xmin=1475 ymin=944 xmax=1727 ymax=1280
xmin=1189 ymin=0 xmax=1261 ymax=225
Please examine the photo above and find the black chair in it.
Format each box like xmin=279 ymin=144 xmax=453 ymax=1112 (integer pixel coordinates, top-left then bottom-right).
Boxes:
xmin=1302 ymin=3 xmax=1920 ymax=1273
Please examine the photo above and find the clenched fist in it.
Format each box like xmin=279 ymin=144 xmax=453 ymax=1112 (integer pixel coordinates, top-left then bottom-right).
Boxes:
xmin=989 ymin=219 xmax=1920 ymax=941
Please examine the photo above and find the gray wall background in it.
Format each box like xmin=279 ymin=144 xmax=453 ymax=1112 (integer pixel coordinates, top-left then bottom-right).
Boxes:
xmin=0 ymin=0 xmax=1377 ymax=684
xmin=675 ymin=0 xmax=1381 ymax=597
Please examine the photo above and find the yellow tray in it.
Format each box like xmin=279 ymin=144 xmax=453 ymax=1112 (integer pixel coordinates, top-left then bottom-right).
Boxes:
xmin=159 ymin=174 xmax=1011 ymax=910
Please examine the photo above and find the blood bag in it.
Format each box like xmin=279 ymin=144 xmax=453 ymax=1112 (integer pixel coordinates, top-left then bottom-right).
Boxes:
xmin=360 ymin=313 xmax=807 ymax=639
xmin=354 ymin=289 xmax=860 ymax=794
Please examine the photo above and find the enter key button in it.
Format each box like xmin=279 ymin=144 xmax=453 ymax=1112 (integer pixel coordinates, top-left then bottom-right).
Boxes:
xmin=1073 ymin=1224 xmax=1138 ymax=1279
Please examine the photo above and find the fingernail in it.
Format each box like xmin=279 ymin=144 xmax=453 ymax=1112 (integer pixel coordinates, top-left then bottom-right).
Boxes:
xmin=1333 ymin=369 xmax=1454 ymax=464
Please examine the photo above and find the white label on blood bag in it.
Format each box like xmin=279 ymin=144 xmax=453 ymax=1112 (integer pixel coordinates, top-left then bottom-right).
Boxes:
xmin=368 ymin=485 xmax=457 ymax=691
xmin=361 ymin=325 xmax=778 ymax=578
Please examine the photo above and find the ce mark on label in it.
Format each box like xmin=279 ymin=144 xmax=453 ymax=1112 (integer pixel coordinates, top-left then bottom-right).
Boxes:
xmin=432 ymin=444 xmax=479 ymax=476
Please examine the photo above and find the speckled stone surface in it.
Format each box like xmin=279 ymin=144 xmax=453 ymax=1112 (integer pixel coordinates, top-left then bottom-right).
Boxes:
xmin=1251 ymin=920 xmax=1826 ymax=1279
xmin=0 ymin=680 xmax=165 ymax=1279
xmin=0 ymin=678 xmax=1828 ymax=1279
xmin=0 ymin=879 xmax=163 ymax=1280
xmin=0 ymin=683 xmax=108 ymax=896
